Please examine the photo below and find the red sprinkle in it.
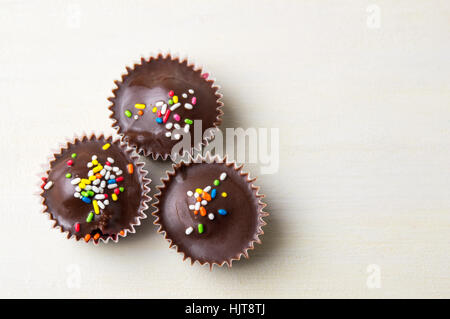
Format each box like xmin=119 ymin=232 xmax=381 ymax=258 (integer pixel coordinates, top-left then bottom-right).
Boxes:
xmin=104 ymin=194 xmax=108 ymax=198
xmin=67 ymin=160 xmax=73 ymax=166
xmin=75 ymin=223 xmax=80 ymax=232
xmin=157 ymin=110 xmax=161 ymax=117
xmin=41 ymin=177 xmax=48 ymax=182
xmin=105 ymin=161 xmax=111 ymax=166
xmin=163 ymin=109 xmax=171 ymax=123
xmin=116 ymin=176 xmax=124 ymax=182
xmin=40 ymin=183 xmax=46 ymax=190
xmin=201 ymin=73 xmax=209 ymax=79
xmin=114 ymin=188 xmax=120 ymax=195
xmin=191 ymin=97 xmax=197 ymax=105
xmin=168 ymin=90 xmax=174 ymax=97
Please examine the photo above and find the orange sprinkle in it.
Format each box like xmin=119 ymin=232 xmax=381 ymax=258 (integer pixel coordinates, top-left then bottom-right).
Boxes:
xmin=200 ymin=207 xmax=206 ymax=216
xmin=196 ymin=196 xmax=202 ymax=202
xmin=84 ymin=234 xmax=91 ymax=242
xmin=202 ymin=192 xmax=211 ymax=201
xmin=138 ymin=110 xmax=144 ymax=116
xmin=194 ymin=210 xmax=198 ymax=215
xmin=127 ymin=164 xmax=134 ymax=174
xmin=119 ymin=230 xmax=125 ymax=236
xmin=93 ymin=233 xmax=100 ymax=240
xmin=95 ymin=173 xmax=102 ymax=179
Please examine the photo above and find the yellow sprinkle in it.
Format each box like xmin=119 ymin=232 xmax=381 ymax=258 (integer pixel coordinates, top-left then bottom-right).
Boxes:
xmin=93 ymin=165 xmax=103 ymax=173
xmin=81 ymin=178 xmax=91 ymax=185
xmin=89 ymin=175 xmax=97 ymax=181
xmin=221 ymin=192 xmax=228 ymax=198
xmin=79 ymin=183 xmax=86 ymax=189
xmin=135 ymin=103 xmax=146 ymax=109
xmin=112 ymin=193 xmax=118 ymax=201
xmin=92 ymin=159 xmax=98 ymax=165
xmin=195 ymin=188 xmax=203 ymax=194
xmin=173 ymin=96 xmax=178 ymax=103
xmin=93 ymin=200 xmax=100 ymax=215
xmin=152 ymin=107 xmax=157 ymax=113
xmin=102 ymin=143 xmax=111 ymax=150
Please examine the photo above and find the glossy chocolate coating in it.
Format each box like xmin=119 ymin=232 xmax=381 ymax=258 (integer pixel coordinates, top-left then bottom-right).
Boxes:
xmin=156 ymin=163 xmax=264 ymax=265
xmin=109 ymin=57 xmax=221 ymax=158
xmin=42 ymin=137 xmax=146 ymax=241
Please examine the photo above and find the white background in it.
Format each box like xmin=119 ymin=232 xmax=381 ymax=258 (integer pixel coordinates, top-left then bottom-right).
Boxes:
xmin=0 ymin=0 xmax=449 ymax=298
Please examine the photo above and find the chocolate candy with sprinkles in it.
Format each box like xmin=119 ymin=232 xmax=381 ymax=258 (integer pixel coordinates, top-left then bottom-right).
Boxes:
xmin=108 ymin=54 xmax=224 ymax=159
xmin=40 ymin=135 xmax=151 ymax=243
xmin=153 ymin=157 xmax=268 ymax=268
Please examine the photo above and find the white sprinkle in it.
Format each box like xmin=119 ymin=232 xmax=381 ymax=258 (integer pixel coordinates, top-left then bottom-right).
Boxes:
xmin=100 ymin=169 xmax=106 ymax=176
xmin=201 ymin=200 xmax=208 ymax=206
xmin=107 ymin=184 xmax=118 ymax=189
xmin=74 ymin=192 xmax=81 ymax=198
xmin=189 ymin=205 xmax=195 ymax=210
xmin=187 ymin=191 xmax=193 ymax=197
xmin=87 ymin=162 xmax=93 ymax=168
xmin=44 ymin=181 xmax=53 ymax=190
xmin=182 ymin=93 xmax=188 ymax=98
xmin=92 ymin=186 xmax=100 ymax=193
xmin=92 ymin=155 xmax=97 ymax=160
xmin=104 ymin=200 xmax=109 ymax=206
xmin=107 ymin=157 xmax=115 ymax=164
xmin=75 ymin=186 xmax=81 ymax=192
xmin=104 ymin=165 xmax=112 ymax=171
xmin=109 ymin=175 xmax=115 ymax=180
xmin=220 ymin=172 xmax=227 ymax=181
xmin=95 ymin=194 xmax=105 ymax=200
xmin=184 ymin=103 xmax=193 ymax=110
xmin=194 ymin=192 xmax=199 ymax=198
xmin=98 ymin=201 xmax=105 ymax=209
xmin=174 ymin=134 xmax=181 ymax=140
xmin=112 ymin=166 xmax=119 ymax=172
xmin=99 ymin=187 xmax=104 ymax=193
xmin=93 ymin=179 xmax=100 ymax=186
xmin=188 ymin=89 xmax=194 ymax=94
xmin=184 ymin=124 xmax=190 ymax=133
xmin=195 ymin=202 xmax=201 ymax=211
xmin=105 ymin=171 xmax=110 ymax=180
xmin=174 ymin=123 xmax=181 ymax=130
xmin=185 ymin=227 xmax=194 ymax=235
xmin=165 ymin=132 xmax=172 ymax=138
xmin=71 ymin=178 xmax=81 ymax=185
xmin=116 ymin=170 xmax=123 ymax=176
xmin=203 ymin=186 xmax=211 ymax=193
xmin=85 ymin=185 xmax=92 ymax=191
xmin=88 ymin=170 xmax=94 ymax=177
xmin=208 ymin=213 xmax=215 ymax=220
xmin=155 ymin=101 xmax=164 ymax=107
xmin=100 ymin=181 xmax=106 ymax=188
xmin=161 ymin=104 xmax=167 ymax=115
xmin=169 ymin=103 xmax=181 ymax=111
xmin=134 ymin=115 xmax=139 ymax=120
xmin=165 ymin=122 xmax=173 ymax=129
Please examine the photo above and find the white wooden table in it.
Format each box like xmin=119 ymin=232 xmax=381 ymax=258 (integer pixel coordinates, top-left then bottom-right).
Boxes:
xmin=0 ymin=0 xmax=448 ymax=298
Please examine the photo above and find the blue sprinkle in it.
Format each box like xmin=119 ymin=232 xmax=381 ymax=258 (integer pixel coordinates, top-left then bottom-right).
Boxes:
xmin=82 ymin=197 xmax=91 ymax=204
xmin=108 ymin=179 xmax=116 ymax=184
xmin=218 ymin=209 xmax=228 ymax=216
xmin=156 ymin=117 xmax=163 ymax=124
xmin=211 ymin=189 xmax=217 ymax=199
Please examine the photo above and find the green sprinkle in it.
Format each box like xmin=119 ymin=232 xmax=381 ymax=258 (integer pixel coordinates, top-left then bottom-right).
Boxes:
xmin=198 ymin=223 xmax=204 ymax=234
xmin=124 ymin=110 xmax=132 ymax=118
xmin=65 ymin=173 xmax=72 ymax=178
xmin=168 ymin=99 xmax=173 ymax=105
xmin=81 ymin=191 xmax=88 ymax=197
xmin=119 ymin=187 xmax=124 ymax=192
xmin=214 ymin=179 xmax=220 ymax=186
xmin=87 ymin=190 xmax=94 ymax=197
xmin=184 ymin=118 xmax=193 ymax=125
xmin=86 ymin=212 xmax=94 ymax=223
xmin=71 ymin=153 xmax=77 ymax=159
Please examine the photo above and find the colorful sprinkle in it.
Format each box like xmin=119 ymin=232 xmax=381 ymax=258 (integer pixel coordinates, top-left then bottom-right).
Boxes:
xmin=156 ymin=117 xmax=163 ymax=124
xmin=214 ymin=179 xmax=220 ymax=186
xmin=102 ymin=143 xmax=111 ymax=150
xmin=168 ymin=90 xmax=174 ymax=97
xmin=112 ymin=193 xmax=118 ymax=201
xmin=191 ymin=97 xmax=197 ymax=105
xmin=173 ymin=95 xmax=178 ymax=103
xmin=125 ymin=110 xmax=132 ymax=118
xmin=86 ymin=211 xmax=94 ymax=222
xmin=173 ymin=114 xmax=181 ymax=121
xmin=152 ymin=107 xmax=157 ymax=113
xmin=218 ymin=209 xmax=228 ymax=216
xmin=211 ymin=189 xmax=217 ymax=199
xmin=67 ymin=160 xmax=73 ymax=166
xmin=65 ymin=173 xmax=72 ymax=179
xmin=75 ymin=223 xmax=80 ymax=232
xmin=84 ymin=234 xmax=91 ymax=242
xmin=184 ymin=118 xmax=193 ymax=125
xmin=134 ymin=103 xmax=146 ymax=109
xmin=71 ymin=153 xmax=77 ymax=159
xmin=221 ymin=192 xmax=227 ymax=197
xmin=93 ymin=233 xmax=101 ymax=240
xmin=93 ymin=200 xmax=100 ymax=215
xmin=200 ymin=207 xmax=206 ymax=216
xmin=198 ymin=224 xmax=204 ymax=234
xmin=195 ymin=188 xmax=203 ymax=194
xmin=127 ymin=164 xmax=133 ymax=174
xmin=163 ymin=109 xmax=171 ymax=123
xmin=138 ymin=110 xmax=144 ymax=116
